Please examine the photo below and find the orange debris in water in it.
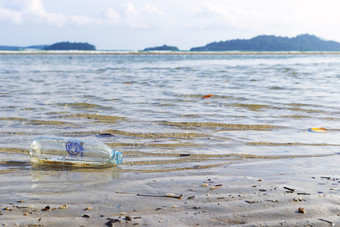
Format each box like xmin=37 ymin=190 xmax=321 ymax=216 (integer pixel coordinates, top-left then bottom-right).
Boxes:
xmin=202 ymin=94 xmax=213 ymax=99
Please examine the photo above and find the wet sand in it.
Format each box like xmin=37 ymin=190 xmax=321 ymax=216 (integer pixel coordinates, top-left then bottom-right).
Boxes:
xmin=1 ymin=155 xmax=339 ymax=226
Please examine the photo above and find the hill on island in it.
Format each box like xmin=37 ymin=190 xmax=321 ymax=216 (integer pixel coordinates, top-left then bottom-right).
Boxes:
xmin=144 ymin=44 xmax=179 ymax=51
xmin=0 ymin=42 xmax=96 ymax=51
xmin=44 ymin=42 xmax=96 ymax=50
xmin=190 ymin=34 xmax=340 ymax=51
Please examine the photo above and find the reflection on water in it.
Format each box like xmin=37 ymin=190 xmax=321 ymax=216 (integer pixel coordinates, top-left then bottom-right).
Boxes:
xmin=30 ymin=165 xmax=121 ymax=191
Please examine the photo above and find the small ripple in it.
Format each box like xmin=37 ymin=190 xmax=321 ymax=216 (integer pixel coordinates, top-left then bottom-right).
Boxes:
xmin=57 ymin=102 xmax=112 ymax=110
xmin=288 ymin=107 xmax=329 ymax=114
xmin=247 ymin=142 xmax=340 ymax=146
xmin=0 ymin=117 xmax=73 ymax=126
xmin=231 ymin=103 xmax=268 ymax=111
xmin=96 ymin=67 xmax=120 ymax=73
xmin=62 ymin=113 xmax=126 ymax=123
xmin=60 ymin=131 xmax=100 ymax=136
xmin=100 ymin=129 xmax=206 ymax=138
xmin=280 ymin=115 xmax=312 ymax=119
xmin=160 ymin=121 xmax=281 ymax=131
xmin=107 ymin=142 xmax=200 ymax=149
xmin=122 ymin=162 xmax=230 ymax=173
xmin=268 ymin=86 xmax=284 ymax=90
xmin=0 ymin=147 xmax=29 ymax=154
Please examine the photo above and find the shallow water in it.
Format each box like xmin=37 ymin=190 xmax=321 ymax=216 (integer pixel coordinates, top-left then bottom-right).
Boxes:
xmin=1 ymin=53 xmax=340 ymax=170
xmin=1 ymin=53 xmax=340 ymax=225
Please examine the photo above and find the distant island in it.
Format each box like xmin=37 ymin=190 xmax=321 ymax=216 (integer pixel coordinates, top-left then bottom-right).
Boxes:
xmin=0 ymin=45 xmax=49 ymax=51
xmin=0 ymin=42 xmax=96 ymax=51
xmin=2 ymin=35 xmax=340 ymax=52
xmin=190 ymin=34 xmax=340 ymax=51
xmin=44 ymin=42 xmax=96 ymax=50
xmin=144 ymin=44 xmax=179 ymax=51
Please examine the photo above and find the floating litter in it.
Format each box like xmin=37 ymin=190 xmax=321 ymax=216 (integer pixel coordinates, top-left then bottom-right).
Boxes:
xmin=202 ymin=94 xmax=213 ymax=99
xmin=308 ymin=127 xmax=327 ymax=133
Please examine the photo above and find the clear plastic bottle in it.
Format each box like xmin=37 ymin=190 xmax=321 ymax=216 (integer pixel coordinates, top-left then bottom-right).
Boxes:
xmin=30 ymin=137 xmax=123 ymax=167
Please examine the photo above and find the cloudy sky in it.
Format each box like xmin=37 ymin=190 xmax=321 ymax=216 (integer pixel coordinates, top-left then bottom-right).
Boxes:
xmin=1 ymin=0 xmax=340 ymax=50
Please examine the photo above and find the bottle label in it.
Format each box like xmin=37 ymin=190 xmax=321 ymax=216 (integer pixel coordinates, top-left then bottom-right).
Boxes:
xmin=65 ymin=141 xmax=84 ymax=157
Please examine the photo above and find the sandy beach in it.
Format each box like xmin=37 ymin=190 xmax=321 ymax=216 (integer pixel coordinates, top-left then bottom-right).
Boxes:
xmin=1 ymin=154 xmax=339 ymax=227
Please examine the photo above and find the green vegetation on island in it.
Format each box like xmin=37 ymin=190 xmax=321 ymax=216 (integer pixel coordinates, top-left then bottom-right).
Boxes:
xmin=190 ymin=34 xmax=340 ymax=51
xmin=2 ymin=34 xmax=340 ymax=52
xmin=44 ymin=42 xmax=96 ymax=50
xmin=0 ymin=42 xmax=96 ymax=51
xmin=144 ymin=44 xmax=179 ymax=51
xmin=0 ymin=45 xmax=49 ymax=51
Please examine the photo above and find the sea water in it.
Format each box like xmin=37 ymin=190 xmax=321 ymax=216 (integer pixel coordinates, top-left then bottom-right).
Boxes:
xmin=0 ymin=52 xmax=340 ymax=170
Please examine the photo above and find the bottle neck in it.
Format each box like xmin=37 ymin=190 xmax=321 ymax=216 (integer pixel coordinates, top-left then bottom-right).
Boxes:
xmin=110 ymin=151 xmax=123 ymax=165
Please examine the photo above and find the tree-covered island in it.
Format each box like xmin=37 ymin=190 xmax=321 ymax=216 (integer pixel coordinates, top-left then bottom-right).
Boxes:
xmin=144 ymin=44 xmax=179 ymax=51
xmin=44 ymin=42 xmax=96 ymax=50
xmin=190 ymin=34 xmax=340 ymax=51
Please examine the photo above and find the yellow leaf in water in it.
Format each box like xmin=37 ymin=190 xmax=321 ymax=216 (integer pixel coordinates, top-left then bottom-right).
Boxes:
xmin=308 ymin=127 xmax=327 ymax=133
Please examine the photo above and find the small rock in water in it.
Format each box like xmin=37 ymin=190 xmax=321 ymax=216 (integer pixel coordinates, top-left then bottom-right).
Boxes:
xmin=41 ymin=206 xmax=50 ymax=211
xmin=105 ymin=218 xmax=121 ymax=226
xmin=59 ymin=204 xmax=69 ymax=209
xmin=298 ymin=208 xmax=305 ymax=214
xmin=125 ymin=215 xmax=132 ymax=221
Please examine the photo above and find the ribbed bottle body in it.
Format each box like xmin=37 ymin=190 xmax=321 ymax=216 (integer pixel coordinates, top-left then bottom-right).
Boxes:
xmin=30 ymin=137 xmax=122 ymax=167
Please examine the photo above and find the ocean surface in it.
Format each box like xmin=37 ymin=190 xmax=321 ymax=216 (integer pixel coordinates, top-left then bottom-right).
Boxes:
xmin=0 ymin=52 xmax=339 ymax=211
xmin=1 ymin=53 xmax=340 ymax=159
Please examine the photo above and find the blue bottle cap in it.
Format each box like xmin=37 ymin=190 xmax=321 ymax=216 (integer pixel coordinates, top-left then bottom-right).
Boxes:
xmin=112 ymin=151 xmax=123 ymax=165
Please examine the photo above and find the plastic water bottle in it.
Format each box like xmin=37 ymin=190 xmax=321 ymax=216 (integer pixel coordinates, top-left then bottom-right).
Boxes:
xmin=30 ymin=137 xmax=123 ymax=167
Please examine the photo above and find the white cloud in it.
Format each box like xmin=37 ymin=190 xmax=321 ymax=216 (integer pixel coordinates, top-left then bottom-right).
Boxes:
xmin=126 ymin=2 xmax=137 ymax=16
xmin=0 ymin=0 xmax=166 ymax=28
xmin=1 ymin=0 xmax=340 ymax=33
xmin=25 ymin=0 xmax=45 ymax=15
xmin=70 ymin=15 xmax=102 ymax=26
xmin=125 ymin=2 xmax=138 ymax=25
xmin=122 ymin=2 xmax=166 ymax=28
xmin=0 ymin=0 xmax=104 ymax=27
xmin=2 ymin=0 xmax=340 ymax=49
xmin=144 ymin=4 xmax=164 ymax=15
xmin=5 ymin=0 xmax=67 ymax=27
xmin=105 ymin=8 xmax=120 ymax=21
xmin=0 ymin=7 xmax=22 ymax=23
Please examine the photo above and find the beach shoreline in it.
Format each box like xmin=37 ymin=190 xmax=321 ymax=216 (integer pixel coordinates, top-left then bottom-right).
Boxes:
xmin=1 ymin=155 xmax=339 ymax=226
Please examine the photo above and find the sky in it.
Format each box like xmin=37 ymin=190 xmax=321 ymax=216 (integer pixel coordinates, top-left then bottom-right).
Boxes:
xmin=1 ymin=0 xmax=340 ymax=50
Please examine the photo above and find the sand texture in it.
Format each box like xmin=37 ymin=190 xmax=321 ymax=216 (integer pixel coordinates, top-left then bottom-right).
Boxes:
xmin=1 ymin=156 xmax=339 ymax=226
